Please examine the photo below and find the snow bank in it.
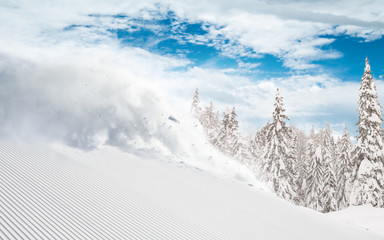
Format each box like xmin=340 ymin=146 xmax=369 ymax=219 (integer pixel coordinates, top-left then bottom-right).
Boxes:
xmin=327 ymin=205 xmax=384 ymax=236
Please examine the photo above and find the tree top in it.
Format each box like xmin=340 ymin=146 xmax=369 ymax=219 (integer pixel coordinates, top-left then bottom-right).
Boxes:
xmin=365 ymin=57 xmax=371 ymax=72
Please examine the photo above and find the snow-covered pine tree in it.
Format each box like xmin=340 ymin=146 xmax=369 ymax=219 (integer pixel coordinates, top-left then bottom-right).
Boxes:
xmin=289 ymin=134 xmax=301 ymax=205
xmin=255 ymin=123 xmax=270 ymax=148
xmin=199 ymin=101 xmax=213 ymax=128
xmin=228 ymin=107 xmax=240 ymax=158
xmin=250 ymin=122 xmax=271 ymax=179
xmin=263 ymin=88 xmax=297 ymax=202
xmin=290 ymin=126 xmax=308 ymax=205
xmin=335 ymin=125 xmax=354 ymax=210
xmin=320 ymin=123 xmax=337 ymax=212
xmin=214 ymin=107 xmax=241 ymax=158
xmin=304 ymin=124 xmax=338 ymax=213
xmin=350 ymin=58 xmax=384 ymax=207
xmin=291 ymin=126 xmax=308 ymax=167
xmin=215 ymin=108 xmax=231 ymax=155
xmin=305 ymin=129 xmax=325 ymax=211
xmin=191 ymin=88 xmax=201 ymax=119
xmin=200 ymin=101 xmax=221 ymax=143
xmin=309 ymin=126 xmax=315 ymax=140
xmin=250 ymin=122 xmax=270 ymax=157
xmin=238 ymin=136 xmax=254 ymax=167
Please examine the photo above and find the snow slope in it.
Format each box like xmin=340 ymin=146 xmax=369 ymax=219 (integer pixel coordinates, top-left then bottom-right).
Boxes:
xmin=328 ymin=205 xmax=384 ymax=237
xmin=1 ymin=140 xmax=382 ymax=240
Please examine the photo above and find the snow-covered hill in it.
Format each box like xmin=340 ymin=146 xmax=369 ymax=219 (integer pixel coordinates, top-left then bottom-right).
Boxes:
xmin=1 ymin=140 xmax=382 ymax=240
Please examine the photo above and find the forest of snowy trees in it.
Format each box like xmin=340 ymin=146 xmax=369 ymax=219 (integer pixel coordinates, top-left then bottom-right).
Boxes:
xmin=191 ymin=58 xmax=384 ymax=213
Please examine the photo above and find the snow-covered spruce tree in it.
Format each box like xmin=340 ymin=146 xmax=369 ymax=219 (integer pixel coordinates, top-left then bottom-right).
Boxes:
xmin=200 ymin=101 xmax=221 ymax=143
xmin=289 ymin=134 xmax=301 ymax=205
xmin=263 ymin=88 xmax=297 ymax=202
xmin=320 ymin=123 xmax=337 ymax=212
xmin=250 ymin=122 xmax=271 ymax=179
xmin=305 ymin=129 xmax=325 ymax=211
xmin=215 ymin=108 xmax=231 ymax=155
xmin=304 ymin=124 xmax=338 ymax=213
xmin=250 ymin=122 xmax=270 ymax=158
xmin=228 ymin=109 xmax=253 ymax=166
xmin=290 ymin=126 xmax=308 ymax=205
xmin=214 ymin=107 xmax=242 ymax=158
xmin=335 ymin=125 xmax=354 ymax=210
xmin=191 ymin=88 xmax=201 ymax=119
xmin=228 ymin=107 xmax=240 ymax=158
xmin=350 ymin=58 xmax=384 ymax=207
xmin=238 ymin=137 xmax=254 ymax=167
xmin=291 ymin=126 xmax=308 ymax=168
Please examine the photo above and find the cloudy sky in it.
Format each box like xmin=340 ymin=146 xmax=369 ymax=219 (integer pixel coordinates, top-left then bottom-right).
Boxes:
xmin=1 ymin=0 xmax=384 ymax=141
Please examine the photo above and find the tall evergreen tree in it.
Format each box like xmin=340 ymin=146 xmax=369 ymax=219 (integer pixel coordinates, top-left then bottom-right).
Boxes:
xmin=215 ymin=108 xmax=231 ymax=155
xmin=200 ymin=101 xmax=221 ymax=143
xmin=250 ymin=122 xmax=271 ymax=179
xmin=305 ymin=129 xmax=326 ymax=211
xmin=289 ymin=134 xmax=301 ymax=205
xmin=228 ymin=107 xmax=240 ymax=158
xmin=263 ymin=88 xmax=297 ymax=202
xmin=191 ymin=88 xmax=201 ymax=118
xmin=335 ymin=125 xmax=354 ymax=209
xmin=238 ymin=136 xmax=254 ymax=167
xmin=320 ymin=123 xmax=337 ymax=212
xmin=350 ymin=58 xmax=384 ymax=207
xmin=304 ymin=124 xmax=338 ymax=213
xmin=215 ymin=107 xmax=241 ymax=158
xmin=291 ymin=126 xmax=308 ymax=205
xmin=303 ymin=125 xmax=317 ymax=203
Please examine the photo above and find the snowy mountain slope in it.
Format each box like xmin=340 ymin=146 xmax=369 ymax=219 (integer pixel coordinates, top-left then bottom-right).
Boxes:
xmin=1 ymin=140 xmax=382 ymax=240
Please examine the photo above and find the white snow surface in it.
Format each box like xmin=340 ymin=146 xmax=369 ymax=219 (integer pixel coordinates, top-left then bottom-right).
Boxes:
xmin=0 ymin=140 xmax=383 ymax=240
xmin=328 ymin=205 xmax=384 ymax=237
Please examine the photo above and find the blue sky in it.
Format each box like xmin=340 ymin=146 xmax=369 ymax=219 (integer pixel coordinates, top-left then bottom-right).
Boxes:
xmin=68 ymin=11 xmax=384 ymax=83
xmin=2 ymin=0 xmax=384 ymax=136
xmin=316 ymin=36 xmax=384 ymax=81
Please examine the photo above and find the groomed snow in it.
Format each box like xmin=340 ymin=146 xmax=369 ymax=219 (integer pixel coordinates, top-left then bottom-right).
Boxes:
xmin=0 ymin=140 xmax=383 ymax=240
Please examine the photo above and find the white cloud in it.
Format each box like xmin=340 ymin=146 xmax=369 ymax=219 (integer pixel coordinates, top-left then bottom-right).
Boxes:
xmin=166 ymin=0 xmax=384 ymax=68
xmin=3 ymin=0 xmax=384 ymax=70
